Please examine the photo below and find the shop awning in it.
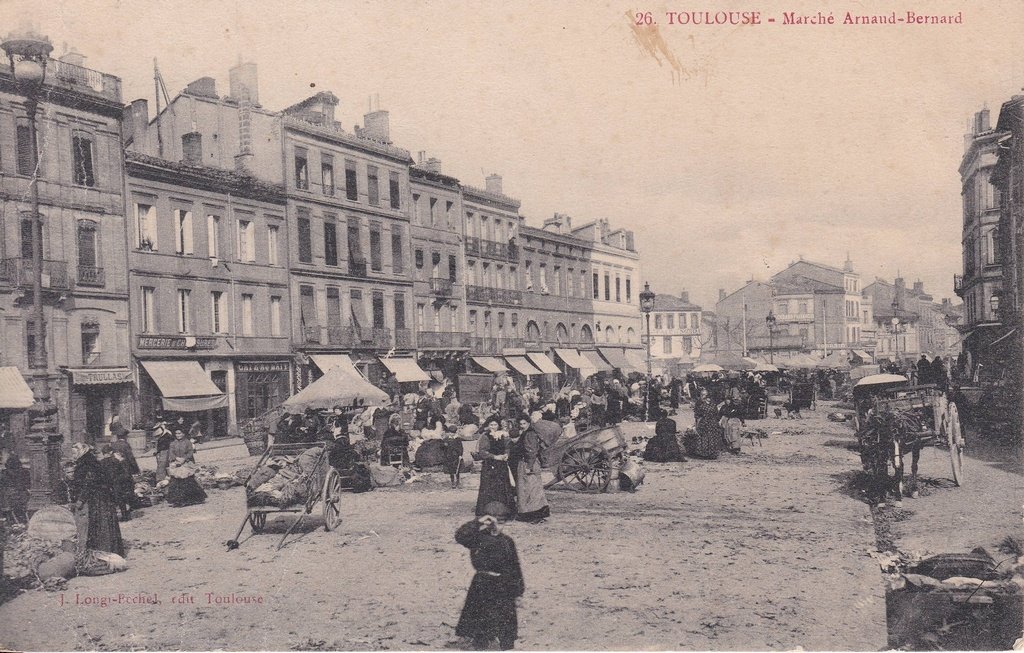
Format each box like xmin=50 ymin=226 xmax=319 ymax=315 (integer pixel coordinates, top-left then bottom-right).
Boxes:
xmin=504 ymin=356 xmax=542 ymax=376
xmin=380 ymin=357 xmax=431 ymax=383
xmin=598 ymin=347 xmax=630 ymax=370
xmin=624 ymin=348 xmax=648 ymax=373
xmin=310 ymin=354 xmax=357 ymax=375
xmin=579 ymin=350 xmax=613 ymax=372
xmin=67 ymin=367 xmax=132 ymax=386
xmin=140 ymin=360 xmax=228 ymax=412
xmin=0 ymin=366 xmax=34 ymax=409
xmin=527 ymin=352 xmax=561 ymax=375
xmin=554 ymin=348 xmax=593 ymax=371
xmin=853 ymin=350 xmax=873 ymax=362
xmin=472 ymin=356 xmax=508 ymax=374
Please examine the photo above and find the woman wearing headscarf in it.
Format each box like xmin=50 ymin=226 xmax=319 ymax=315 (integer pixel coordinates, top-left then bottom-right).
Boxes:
xmin=474 ymin=420 xmax=516 ymax=518
xmin=719 ymin=398 xmax=745 ymax=454
xmin=69 ymin=443 xmax=125 ymax=556
xmin=513 ymin=414 xmax=550 ymax=523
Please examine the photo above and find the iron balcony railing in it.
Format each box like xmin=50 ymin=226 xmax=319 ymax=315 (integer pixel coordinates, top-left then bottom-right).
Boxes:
xmin=303 ymin=326 xmax=322 ymax=344
xmin=466 ymin=285 xmax=522 ymax=305
xmin=469 ymin=336 xmax=525 ymax=354
xmin=418 ymin=331 xmax=471 ymax=349
xmin=323 ymin=325 xmax=392 ymax=348
xmin=0 ymin=258 xmax=71 ymax=290
xmin=430 ymin=277 xmax=454 ymax=296
xmin=465 ymin=237 xmax=519 ymax=262
xmin=77 ymin=264 xmax=105 ymax=287
xmin=50 ymin=59 xmax=122 ymax=103
xmin=394 ymin=328 xmax=413 ymax=348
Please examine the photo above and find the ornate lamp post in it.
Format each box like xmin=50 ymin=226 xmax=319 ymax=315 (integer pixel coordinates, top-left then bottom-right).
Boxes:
xmin=2 ymin=30 xmax=62 ymax=510
xmin=888 ymin=298 xmax=906 ymax=369
xmin=639 ymin=282 xmax=656 ymax=421
xmin=765 ymin=310 xmax=777 ymax=365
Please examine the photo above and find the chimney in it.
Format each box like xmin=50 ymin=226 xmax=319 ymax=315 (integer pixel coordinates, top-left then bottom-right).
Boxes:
xmin=362 ymin=110 xmax=391 ymax=143
xmin=417 ymin=151 xmax=427 ymax=165
xmin=184 ymin=77 xmax=218 ymax=99
xmin=229 ymin=61 xmax=259 ymax=104
xmin=182 ymin=132 xmax=202 ymax=165
xmin=123 ymin=98 xmax=149 ymax=146
xmin=680 ymin=290 xmax=690 ymax=304
xmin=843 ymin=254 xmax=854 ymax=272
xmin=976 ymin=108 xmax=991 ymax=133
xmin=424 ymin=157 xmax=442 ymax=174
xmin=485 ymin=174 xmax=503 ymax=195
xmin=718 ymin=288 xmax=726 ymax=302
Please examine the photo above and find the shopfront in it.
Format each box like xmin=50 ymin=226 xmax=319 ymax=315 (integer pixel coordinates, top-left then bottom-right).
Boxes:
xmin=66 ymin=367 xmax=134 ymax=446
xmin=137 ymin=360 xmax=229 ymax=436
xmin=234 ymin=360 xmax=292 ymax=423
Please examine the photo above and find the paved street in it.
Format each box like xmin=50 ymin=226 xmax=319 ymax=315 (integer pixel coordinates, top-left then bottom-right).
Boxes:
xmin=1 ymin=407 xmax=890 ymax=651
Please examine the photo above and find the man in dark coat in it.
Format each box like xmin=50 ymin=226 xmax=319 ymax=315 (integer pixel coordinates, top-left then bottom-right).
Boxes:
xmin=455 ymin=505 xmax=525 ymax=650
xmin=917 ymin=355 xmax=932 ymax=386
xmin=931 ymin=356 xmax=948 ymax=391
xmin=99 ymin=445 xmax=135 ymax=520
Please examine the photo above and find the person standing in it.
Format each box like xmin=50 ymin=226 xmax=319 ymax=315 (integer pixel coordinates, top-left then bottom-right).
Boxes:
xmin=719 ymin=398 xmax=745 ymax=454
xmin=441 ymin=427 xmax=465 ymax=489
xmin=109 ymin=428 xmax=140 ymax=476
xmin=1 ymin=456 xmax=31 ymax=523
xmin=454 ymin=505 xmax=525 ymax=650
xmin=514 ymin=414 xmax=550 ymax=523
xmin=99 ymin=445 xmax=134 ymax=521
xmin=69 ymin=443 xmax=125 ymax=557
xmin=108 ymin=414 xmax=129 ymax=441
xmin=153 ymin=415 xmax=173 ymax=482
xmin=474 ymin=421 xmax=516 ymax=518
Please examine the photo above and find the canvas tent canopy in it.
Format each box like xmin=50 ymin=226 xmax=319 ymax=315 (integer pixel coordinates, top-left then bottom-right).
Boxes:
xmin=579 ymin=350 xmax=613 ymax=372
xmin=0 ymin=366 xmax=33 ymax=409
xmin=472 ymin=356 xmax=508 ymax=374
xmin=283 ymin=364 xmax=389 ymax=412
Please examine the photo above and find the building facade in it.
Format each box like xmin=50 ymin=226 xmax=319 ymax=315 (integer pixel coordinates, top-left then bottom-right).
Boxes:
xmin=649 ymin=292 xmax=703 ymax=361
xmin=0 ymin=51 xmax=130 ymax=453
xmin=956 ymin=108 xmax=1004 ymax=375
xmin=569 ymin=217 xmax=642 ymax=349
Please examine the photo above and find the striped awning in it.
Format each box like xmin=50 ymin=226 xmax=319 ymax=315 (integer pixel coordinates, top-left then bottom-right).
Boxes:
xmin=0 ymin=367 xmax=34 ymax=409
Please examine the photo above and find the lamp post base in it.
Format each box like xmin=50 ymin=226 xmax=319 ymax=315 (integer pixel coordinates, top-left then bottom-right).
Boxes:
xmin=25 ymin=401 xmax=66 ymax=511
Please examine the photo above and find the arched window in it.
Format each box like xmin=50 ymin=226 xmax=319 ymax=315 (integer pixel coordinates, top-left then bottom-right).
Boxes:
xmin=626 ymin=327 xmax=636 ymax=344
xmin=555 ymin=323 xmax=568 ymax=344
xmin=605 ymin=325 xmax=615 ymax=342
xmin=580 ymin=324 xmax=594 ymax=343
xmin=526 ymin=320 xmax=541 ymax=343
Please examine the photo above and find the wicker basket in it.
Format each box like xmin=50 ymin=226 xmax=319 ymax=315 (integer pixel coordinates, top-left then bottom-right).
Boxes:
xmin=241 ymin=426 xmax=267 ymax=456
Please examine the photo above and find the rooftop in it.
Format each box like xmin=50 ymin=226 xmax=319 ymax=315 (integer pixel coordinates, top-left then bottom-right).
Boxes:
xmin=125 ymin=150 xmax=286 ymax=203
xmin=653 ymin=293 xmax=702 ymax=311
xmin=772 ymin=275 xmax=844 ymax=295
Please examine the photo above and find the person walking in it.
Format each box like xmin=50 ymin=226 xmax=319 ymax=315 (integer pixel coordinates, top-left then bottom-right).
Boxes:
xmin=69 ymin=443 xmax=125 ymax=557
xmin=454 ymin=504 xmax=525 ymax=650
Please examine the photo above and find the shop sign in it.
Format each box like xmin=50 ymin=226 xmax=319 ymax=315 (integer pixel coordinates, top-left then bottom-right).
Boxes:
xmin=236 ymin=361 xmax=290 ymax=373
xmin=70 ymin=368 xmax=133 ymax=385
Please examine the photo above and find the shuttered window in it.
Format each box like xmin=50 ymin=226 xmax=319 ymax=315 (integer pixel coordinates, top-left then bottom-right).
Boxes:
xmin=369 ymin=227 xmax=382 ymax=271
xmin=297 ymin=213 xmax=312 ymax=263
xmin=324 ymin=222 xmax=338 ymax=266
xmin=16 ymin=125 xmax=33 ymax=175
xmin=72 ymin=135 xmax=96 ymax=187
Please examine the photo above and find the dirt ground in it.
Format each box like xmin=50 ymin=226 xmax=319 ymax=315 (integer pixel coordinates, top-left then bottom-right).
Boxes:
xmin=1 ymin=406 xmax=894 ymax=651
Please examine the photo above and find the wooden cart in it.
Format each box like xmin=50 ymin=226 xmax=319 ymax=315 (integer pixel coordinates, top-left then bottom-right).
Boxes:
xmin=542 ymin=423 xmax=629 ymax=493
xmin=226 ymin=441 xmax=344 ymax=551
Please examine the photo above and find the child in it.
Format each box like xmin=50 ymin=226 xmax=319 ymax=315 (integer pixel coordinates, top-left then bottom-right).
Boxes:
xmin=441 ymin=427 xmax=464 ymax=489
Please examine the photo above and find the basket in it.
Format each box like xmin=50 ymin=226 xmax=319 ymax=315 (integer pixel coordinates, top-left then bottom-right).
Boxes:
xmin=241 ymin=426 xmax=267 ymax=456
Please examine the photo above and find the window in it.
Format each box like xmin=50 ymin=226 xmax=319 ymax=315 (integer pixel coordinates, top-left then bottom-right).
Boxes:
xmin=81 ymin=322 xmax=100 ymax=365
xmin=433 ymin=305 xmax=442 ymax=331
xmin=347 ymin=222 xmax=362 ymax=263
xmin=136 ymin=203 xmax=157 ymax=250
xmin=349 ymin=289 xmax=364 ymax=327
xmin=432 ymin=251 xmax=442 ymax=278
xmin=367 ymin=166 xmax=380 ymax=205
xmin=539 ymin=264 xmax=548 ymax=292
xmin=415 ymin=249 xmax=424 ymax=271
xmin=270 ymin=296 xmax=282 ymax=336
xmin=77 ymin=221 xmax=98 ymax=275
xmin=268 ymin=225 xmax=279 ymax=265
xmin=72 ymin=134 xmax=96 ymax=186
xmin=509 ymin=267 xmax=518 ymax=290
xmin=177 ymin=289 xmax=191 ymax=333
xmin=553 ymin=266 xmax=561 ymax=295
xmin=662 ymin=336 xmax=673 ymax=354
xmin=207 ymin=215 xmax=220 ymax=259
xmin=141 ymin=287 xmax=155 ymax=333
xmin=667 ymin=313 xmax=675 ymax=329
xmin=429 ymin=198 xmax=438 ymax=226
xmin=626 ymin=278 xmax=632 ymax=303
xmin=18 ymin=217 xmax=34 ymax=259
xmin=392 ymin=231 xmax=404 ymax=273
xmin=241 ymin=294 xmax=254 ymax=335
xmin=324 ymin=222 xmax=338 ymax=266
xmin=175 ymin=209 xmax=193 ymax=255
xmin=615 ymin=276 xmax=621 ymax=302
xmin=389 ymin=171 xmax=401 ymax=209
xmin=237 ymin=219 xmax=255 ymax=261
xmin=798 ymin=301 xmax=807 ymax=314
xmin=417 ymin=303 xmax=427 ymax=330
xmin=604 ymin=273 xmax=611 ymax=301
xmin=26 ymin=318 xmax=46 ymax=368
xmin=294 ymin=149 xmax=309 ymax=190
xmin=411 ymin=193 xmax=421 ymax=224
xmin=299 ymin=285 xmax=317 ymax=330
xmin=370 ymin=227 xmax=382 ymax=271
xmin=449 ymin=254 xmax=458 ymax=283
xmin=525 ymin=261 xmax=533 ymax=290
xmin=446 ymin=201 xmax=454 ymax=229
xmin=326 ymin=287 xmax=342 ymax=328
xmin=297 ymin=213 xmax=312 ymax=263
xmin=593 ymin=272 xmax=599 ymax=299
xmin=371 ymin=291 xmax=385 ymax=328
xmin=321 ymin=156 xmax=334 ymax=195
xmin=778 ymin=303 xmax=789 ymax=315
xmin=211 ymin=291 xmax=228 ymax=333
xmin=345 ymin=160 xmax=358 ymax=201
xmin=16 ymin=124 xmax=34 ymax=176
xmin=394 ymin=294 xmax=406 ymax=330
xmin=984 ymin=228 xmax=999 ymax=265
xmin=453 ymin=305 xmax=461 ymax=332
xmin=655 ymin=315 xmax=663 ymax=329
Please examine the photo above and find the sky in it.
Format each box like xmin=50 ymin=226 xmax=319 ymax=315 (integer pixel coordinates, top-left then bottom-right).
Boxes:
xmin=3 ymin=0 xmax=1022 ymax=309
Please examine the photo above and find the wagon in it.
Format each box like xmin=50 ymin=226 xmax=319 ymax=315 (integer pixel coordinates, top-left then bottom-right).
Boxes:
xmin=853 ymin=375 xmax=966 ymax=494
xmin=789 ymin=380 xmax=816 ymax=410
xmin=541 ymin=422 xmax=629 ymax=493
xmin=226 ymin=441 xmax=345 ymax=551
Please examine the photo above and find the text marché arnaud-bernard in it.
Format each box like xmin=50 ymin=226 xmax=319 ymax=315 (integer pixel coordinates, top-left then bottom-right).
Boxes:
xmin=648 ymin=10 xmax=963 ymax=26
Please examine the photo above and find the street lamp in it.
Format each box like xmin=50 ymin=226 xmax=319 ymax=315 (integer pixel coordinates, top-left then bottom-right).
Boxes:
xmin=765 ymin=310 xmax=777 ymax=364
xmin=2 ymin=29 xmax=61 ymax=510
xmin=639 ymin=282 xmax=656 ymax=421
xmin=889 ymin=298 xmax=905 ymax=367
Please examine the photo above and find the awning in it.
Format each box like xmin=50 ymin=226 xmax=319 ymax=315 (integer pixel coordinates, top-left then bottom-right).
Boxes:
xmin=526 ymin=352 xmax=561 ymax=375
xmin=625 ymin=349 xmax=648 ymax=373
xmin=283 ymin=364 xmax=389 ymax=411
xmin=67 ymin=367 xmax=132 ymax=386
xmin=554 ymin=348 xmax=592 ymax=371
xmin=310 ymin=354 xmax=357 ymax=374
xmin=598 ymin=347 xmax=630 ymax=370
xmin=380 ymin=357 xmax=431 ymax=383
xmin=853 ymin=350 xmax=873 ymax=362
xmin=504 ymin=356 xmax=542 ymax=376
xmin=140 ymin=360 xmax=228 ymax=412
xmin=472 ymin=356 xmax=508 ymax=373
xmin=0 ymin=366 xmax=34 ymax=409
xmin=579 ymin=350 xmax=613 ymax=372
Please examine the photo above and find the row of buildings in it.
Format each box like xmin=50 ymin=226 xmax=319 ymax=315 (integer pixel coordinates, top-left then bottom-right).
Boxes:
xmin=0 ymin=44 xmax=643 ymax=454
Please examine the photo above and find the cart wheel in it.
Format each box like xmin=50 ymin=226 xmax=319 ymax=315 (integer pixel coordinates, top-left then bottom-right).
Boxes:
xmin=322 ymin=467 xmax=343 ymax=531
xmin=946 ymin=402 xmax=965 ymax=486
xmin=557 ymin=447 xmax=611 ymax=493
xmin=249 ymin=512 xmax=266 ymax=534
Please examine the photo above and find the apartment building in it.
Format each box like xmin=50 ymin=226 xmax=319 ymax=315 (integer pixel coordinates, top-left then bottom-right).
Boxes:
xmin=649 ymin=291 xmax=703 ymax=360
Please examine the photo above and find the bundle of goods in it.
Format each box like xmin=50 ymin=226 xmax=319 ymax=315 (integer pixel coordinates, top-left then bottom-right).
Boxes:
xmin=245 ymin=447 xmax=321 ymax=507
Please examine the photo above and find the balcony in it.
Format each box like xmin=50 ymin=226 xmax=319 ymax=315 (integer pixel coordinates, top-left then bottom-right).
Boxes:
xmin=0 ymin=258 xmax=71 ymax=291
xmin=322 ymin=325 xmax=392 ymax=349
xmin=430 ymin=277 xmax=454 ymax=297
xmin=470 ymin=336 xmax=525 ymax=354
xmin=49 ymin=58 xmax=122 ymax=103
xmin=465 ymin=237 xmax=518 ymax=262
xmin=953 ymin=274 xmax=964 ymax=297
xmin=394 ymin=328 xmax=414 ymax=348
xmin=466 ymin=285 xmax=522 ymax=306
xmin=303 ymin=326 xmax=322 ymax=344
xmin=136 ymin=334 xmax=217 ymax=350
xmin=418 ymin=331 xmax=470 ymax=349
xmin=349 ymin=259 xmax=368 ymax=278
xmin=77 ymin=265 xmax=105 ymax=287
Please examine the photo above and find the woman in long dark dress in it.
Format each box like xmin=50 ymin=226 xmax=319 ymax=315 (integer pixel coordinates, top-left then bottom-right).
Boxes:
xmin=474 ymin=421 xmax=516 ymax=518
xmin=69 ymin=443 xmax=125 ymax=557
xmin=153 ymin=416 xmax=173 ymax=482
xmin=380 ymin=414 xmax=410 ymax=467
xmin=165 ymin=429 xmax=207 ymax=507
xmin=513 ymin=416 xmax=550 ymax=523
xmin=455 ymin=510 xmax=525 ymax=650
xmin=688 ymin=391 xmax=723 ymax=459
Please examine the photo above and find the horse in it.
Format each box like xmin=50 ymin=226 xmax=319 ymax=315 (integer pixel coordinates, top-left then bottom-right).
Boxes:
xmin=858 ymin=405 xmax=924 ymax=505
